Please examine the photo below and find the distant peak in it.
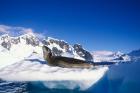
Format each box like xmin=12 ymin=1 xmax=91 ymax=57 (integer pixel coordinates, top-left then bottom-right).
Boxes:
xmin=47 ymin=37 xmax=67 ymax=43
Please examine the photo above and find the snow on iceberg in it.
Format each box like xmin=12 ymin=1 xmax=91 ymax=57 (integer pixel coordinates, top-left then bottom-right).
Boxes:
xmin=0 ymin=44 xmax=33 ymax=69
xmin=0 ymin=53 xmax=108 ymax=90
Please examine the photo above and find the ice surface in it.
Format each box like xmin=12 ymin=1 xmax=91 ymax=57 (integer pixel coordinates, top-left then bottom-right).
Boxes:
xmin=0 ymin=52 xmax=108 ymax=90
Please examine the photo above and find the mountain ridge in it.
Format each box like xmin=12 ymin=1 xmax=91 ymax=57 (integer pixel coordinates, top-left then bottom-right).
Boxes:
xmin=0 ymin=33 xmax=139 ymax=64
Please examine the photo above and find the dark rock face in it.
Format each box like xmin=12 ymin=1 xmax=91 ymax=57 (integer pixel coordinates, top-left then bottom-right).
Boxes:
xmin=1 ymin=36 xmax=20 ymax=50
xmin=42 ymin=40 xmax=50 ymax=46
xmin=25 ymin=36 xmax=39 ymax=46
xmin=1 ymin=35 xmax=11 ymax=50
xmin=52 ymin=47 xmax=63 ymax=56
xmin=1 ymin=41 xmax=11 ymax=50
xmin=114 ymin=56 xmax=125 ymax=61
xmin=11 ymin=37 xmax=20 ymax=44
xmin=73 ymin=44 xmax=93 ymax=61
xmin=43 ymin=38 xmax=72 ymax=54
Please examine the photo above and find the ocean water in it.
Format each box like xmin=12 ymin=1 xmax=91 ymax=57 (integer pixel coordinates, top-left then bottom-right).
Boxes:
xmin=0 ymin=80 xmax=91 ymax=93
xmin=0 ymin=80 xmax=28 ymax=93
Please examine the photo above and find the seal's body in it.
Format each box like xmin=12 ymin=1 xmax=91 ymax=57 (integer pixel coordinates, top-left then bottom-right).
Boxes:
xmin=42 ymin=46 xmax=94 ymax=68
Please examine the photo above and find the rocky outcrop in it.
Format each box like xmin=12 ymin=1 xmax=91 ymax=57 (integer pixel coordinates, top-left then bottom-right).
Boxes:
xmin=0 ymin=34 xmax=40 ymax=50
xmin=1 ymin=41 xmax=11 ymax=50
xmin=25 ymin=36 xmax=39 ymax=46
xmin=51 ymin=47 xmax=63 ymax=56
xmin=73 ymin=44 xmax=93 ymax=61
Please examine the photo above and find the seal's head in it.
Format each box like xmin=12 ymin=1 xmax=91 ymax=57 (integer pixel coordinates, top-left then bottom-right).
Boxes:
xmin=42 ymin=46 xmax=52 ymax=60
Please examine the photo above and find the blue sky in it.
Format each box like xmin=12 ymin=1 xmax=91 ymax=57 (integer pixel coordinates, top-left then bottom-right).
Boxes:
xmin=0 ymin=0 xmax=140 ymax=53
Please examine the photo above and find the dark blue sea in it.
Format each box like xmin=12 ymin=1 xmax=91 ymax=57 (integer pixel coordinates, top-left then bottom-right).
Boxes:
xmin=0 ymin=80 xmax=91 ymax=93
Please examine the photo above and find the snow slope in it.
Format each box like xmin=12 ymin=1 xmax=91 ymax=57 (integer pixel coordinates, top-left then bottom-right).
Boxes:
xmin=0 ymin=34 xmax=42 ymax=69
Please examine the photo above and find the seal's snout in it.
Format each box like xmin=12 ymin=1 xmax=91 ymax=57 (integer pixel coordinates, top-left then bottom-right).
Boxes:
xmin=43 ymin=46 xmax=51 ymax=54
xmin=42 ymin=46 xmax=52 ymax=60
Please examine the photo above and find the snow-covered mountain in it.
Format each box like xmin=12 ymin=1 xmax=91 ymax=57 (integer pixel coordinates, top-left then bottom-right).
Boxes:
xmin=92 ymin=51 xmax=131 ymax=62
xmin=0 ymin=32 xmax=137 ymax=69
xmin=0 ymin=32 xmax=133 ymax=69
xmin=0 ymin=33 xmax=40 ymax=49
xmin=0 ymin=33 xmax=95 ymax=69
xmin=0 ymin=33 xmax=43 ymax=69
xmin=42 ymin=37 xmax=93 ymax=61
